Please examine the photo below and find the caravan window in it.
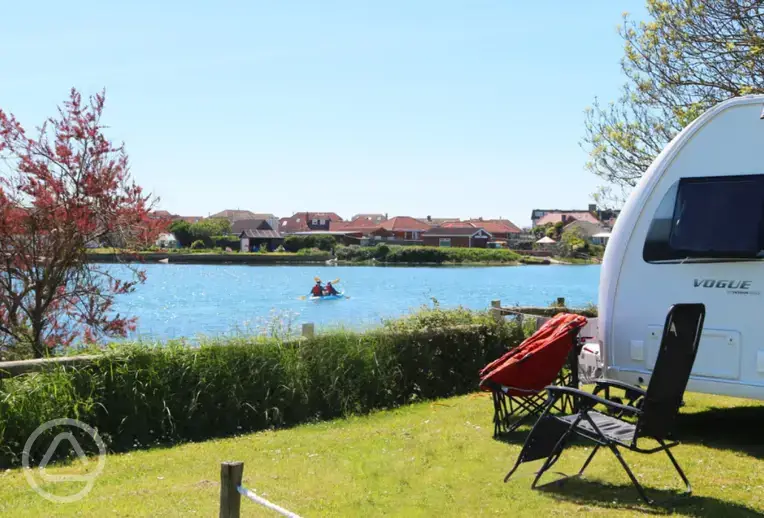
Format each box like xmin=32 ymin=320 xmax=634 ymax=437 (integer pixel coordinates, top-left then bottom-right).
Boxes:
xmin=643 ymin=174 xmax=764 ymax=262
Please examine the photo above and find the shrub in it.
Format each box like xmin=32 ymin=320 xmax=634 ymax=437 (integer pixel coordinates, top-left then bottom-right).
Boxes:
xmin=169 ymin=221 xmax=193 ymax=247
xmin=0 ymin=309 xmax=521 ymax=468
xmin=296 ymin=247 xmax=326 ymax=256
xmin=336 ymin=245 xmax=521 ymax=264
xmin=190 ymin=240 xmax=206 ymax=250
xmin=212 ymin=235 xmax=240 ymax=250
xmin=559 ymin=227 xmax=588 ymax=258
xmin=284 ymin=235 xmax=336 ymax=253
xmin=374 ymin=244 xmax=390 ymax=259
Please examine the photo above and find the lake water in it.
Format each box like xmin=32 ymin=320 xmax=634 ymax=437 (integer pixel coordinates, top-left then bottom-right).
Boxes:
xmin=115 ymin=264 xmax=601 ymax=341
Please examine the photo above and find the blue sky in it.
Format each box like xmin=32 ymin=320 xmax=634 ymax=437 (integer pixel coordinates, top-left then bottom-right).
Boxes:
xmin=1 ymin=1 xmax=646 ymax=227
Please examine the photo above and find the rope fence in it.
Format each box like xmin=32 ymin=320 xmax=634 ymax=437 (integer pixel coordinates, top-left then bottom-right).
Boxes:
xmin=220 ymin=461 xmax=303 ymax=518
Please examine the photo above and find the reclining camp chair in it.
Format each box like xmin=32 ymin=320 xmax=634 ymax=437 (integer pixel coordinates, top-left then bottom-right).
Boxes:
xmin=479 ymin=313 xmax=588 ymax=437
xmin=504 ymin=303 xmax=705 ymax=504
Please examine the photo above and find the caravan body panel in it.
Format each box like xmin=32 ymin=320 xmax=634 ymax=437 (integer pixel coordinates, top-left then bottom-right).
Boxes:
xmin=599 ymin=95 xmax=764 ymax=400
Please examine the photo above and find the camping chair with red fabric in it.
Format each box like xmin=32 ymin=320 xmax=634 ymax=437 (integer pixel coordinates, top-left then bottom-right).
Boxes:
xmin=479 ymin=313 xmax=588 ymax=438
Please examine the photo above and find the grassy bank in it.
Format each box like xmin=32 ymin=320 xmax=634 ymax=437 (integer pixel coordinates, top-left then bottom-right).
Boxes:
xmin=2 ymin=392 xmax=762 ymax=516
xmin=0 ymin=308 xmax=525 ymax=469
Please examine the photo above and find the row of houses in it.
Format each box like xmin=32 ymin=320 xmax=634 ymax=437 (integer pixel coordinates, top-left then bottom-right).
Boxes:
xmin=154 ymin=206 xmax=619 ymax=251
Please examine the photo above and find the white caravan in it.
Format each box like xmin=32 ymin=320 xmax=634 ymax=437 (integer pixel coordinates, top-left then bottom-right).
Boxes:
xmin=598 ymin=95 xmax=764 ymax=401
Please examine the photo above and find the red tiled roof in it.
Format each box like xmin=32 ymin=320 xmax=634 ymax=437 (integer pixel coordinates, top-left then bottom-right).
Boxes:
xmin=352 ymin=213 xmax=386 ymax=223
xmin=442 ymin=219 xmax=521 ymax=234
xmin=536 ymin=212 xmax=601 ymax=226
xmin=279 ymin=216 xmax=308 ymax=233
xmin=330 ymin=219 xmax=381 ymax=232
xmin=329 ymin=218 xmax=381 ymax=230
xmin=279 ymin=212 xmax=344 ymax=233
xmin=417 ymin=217 xmax=460 ymax=225
xmin=380 ymin=216 xmax=432 ymax=232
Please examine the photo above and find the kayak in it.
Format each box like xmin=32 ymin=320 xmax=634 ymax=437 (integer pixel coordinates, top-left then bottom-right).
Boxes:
xmin=309 ymin=292 xmax=346 ymax=301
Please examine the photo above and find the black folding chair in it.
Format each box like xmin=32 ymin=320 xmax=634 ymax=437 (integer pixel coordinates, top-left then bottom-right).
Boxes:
xmin=504 ymin=303 xmax=705 ymax=504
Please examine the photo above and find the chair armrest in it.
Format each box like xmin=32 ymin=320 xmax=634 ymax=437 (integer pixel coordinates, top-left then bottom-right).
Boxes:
xmin=545 ymin=386 xmax=642 ymax=415
xmin=593 ymin=379 xmax=646 ymax=397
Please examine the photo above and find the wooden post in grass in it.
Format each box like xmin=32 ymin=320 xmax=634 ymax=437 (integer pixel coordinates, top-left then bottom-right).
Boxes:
xmin=220 ymin=461 xmax=244 ymax=518
xmin=490 ymin=300 xmax=502 ymax=323
xmin=301 ymin=323 xmax=314 ymax=339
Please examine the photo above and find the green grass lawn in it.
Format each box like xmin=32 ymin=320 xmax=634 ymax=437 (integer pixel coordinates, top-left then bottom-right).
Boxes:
xmin=1 ymin=391 xmax=762 ymax=517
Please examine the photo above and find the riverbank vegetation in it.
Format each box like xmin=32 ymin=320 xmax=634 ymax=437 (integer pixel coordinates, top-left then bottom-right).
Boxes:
xmin=0 ymin=307 xmax=526 ymax=468
xmin=2 ymin=391 xmax=762 ymax=517
xmin=335 ymin=244 xmax=548 ymax=265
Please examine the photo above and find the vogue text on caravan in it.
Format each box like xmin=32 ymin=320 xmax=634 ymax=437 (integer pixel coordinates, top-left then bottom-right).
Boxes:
xmin=598 ymin=95 xmax=764 ymax=401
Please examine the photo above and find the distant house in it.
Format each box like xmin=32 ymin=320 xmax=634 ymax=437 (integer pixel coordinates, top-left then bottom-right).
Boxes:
xmin=279 ymin=212 xmax=343 ymax=233
xmin=150 ymin=211 xmax=202 ymax=225
xmin=422 ymin=226 xmax=492 ymax=248
xmin=418 ymin=216 xmax=460 ymax=226
xmin=375 ymin=216 xmax=431 ymax=241
xmin=351 ymin=213 xmax=387 ymax=225
xmin=232 ymin=219 xmax=276 ymax=235
xmin=591 ymin=232 xmax=611 ymax=246
xmin=155 ymin=232 xmax=179 ymax=249
xmin=531 ymin=204 xmax=620 ymax=228
xmin=330 ymin=218 xmax=382 ymax=233
xmin=209 ymin=210 xmax=279 ymax=230
xmin=150 ymin=210 xmax=173 ymax=220
xmin=562 ymin=220 xmax=608 ymax=240
xmin=238 ymin=221 xmax=284 ymax=252
xmin=442 ymin=218 xmax=521 ymax=243
xmin=209 ymin=209 xmax=257 ymax=222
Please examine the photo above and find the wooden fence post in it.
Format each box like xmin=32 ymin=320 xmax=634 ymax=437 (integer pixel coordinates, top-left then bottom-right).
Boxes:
xmin=490 ymin=300 xmax=502 ymax=323
xmin=301 ymin=323 xmax=314 ymax=339
xmin=220 ymin=461 xmax=244 ymax=518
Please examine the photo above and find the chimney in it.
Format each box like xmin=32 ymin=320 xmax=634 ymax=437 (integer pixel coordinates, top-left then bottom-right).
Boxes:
xmin=588 ymin=203 xmax=597 ymax=213
xmin=385 ymin=213 xmax=388 ymax=220
xmin=427 ymin=215 xmax=432 ymax=222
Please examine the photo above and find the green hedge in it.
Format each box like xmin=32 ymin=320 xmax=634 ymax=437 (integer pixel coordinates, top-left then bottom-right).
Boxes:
xmin=284 ymin=235 xmax=336 ymax=253
xmin=212 ymin=235 xmax=241 ymax=250
xmin=0 ymin=311 xmax=523 ymax=468
xmin=336 ymin=245 xmax=522 ymax=264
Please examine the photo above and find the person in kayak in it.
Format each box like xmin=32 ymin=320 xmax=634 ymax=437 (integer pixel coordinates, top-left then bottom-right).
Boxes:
xmin=310 ymin=280 xmax=324 ymax=297
xmin=324 ymin=281 xmax=339 ymax=296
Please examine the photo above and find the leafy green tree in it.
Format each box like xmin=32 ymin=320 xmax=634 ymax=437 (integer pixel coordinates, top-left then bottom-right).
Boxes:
xmin=169 ymin=220 xmax=193 ymax=248
xmin=189 ymin=218 xmax=231 ymax=246
xmin=583 ymin=1 xmax=764 ymax=204
xmin=559 ymin=227 xmax=589 ymax=258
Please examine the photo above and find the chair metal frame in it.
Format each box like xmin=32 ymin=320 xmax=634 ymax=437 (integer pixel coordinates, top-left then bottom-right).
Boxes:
xmin=504 ymin=303 xmax=705 ymax=505
xmin=486 ymin=330 xmax=584 ymax=438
